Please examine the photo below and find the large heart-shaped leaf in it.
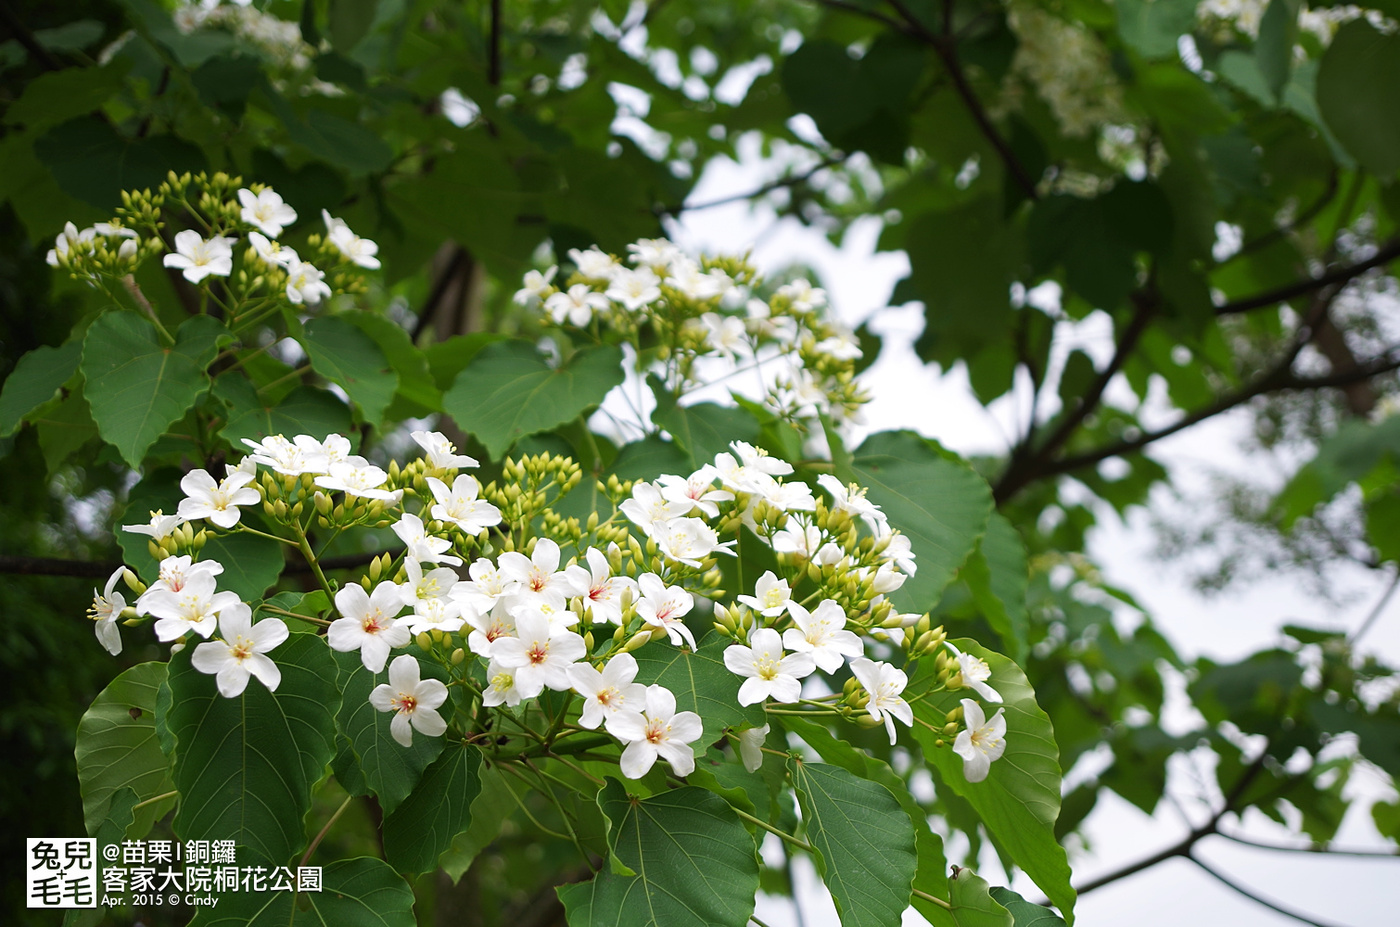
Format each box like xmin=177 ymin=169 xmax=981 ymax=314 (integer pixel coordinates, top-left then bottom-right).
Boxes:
xmin=442 ymin=340 xmax=624 ymax=460
xmin=0 ymin=341 xmax=81 ymax=436
xmin=381 ymin=742 xmax=484 ymax=874
xmin=80 ymin=312 xmax=226 ymax=466
xmin=789 ymin=760 xmax=919 ymax=927
xmin=187 ymin=857 xmax=415 ymax=926
xmin=911 ymin=639 xmax=1075 ymax=923
xmin=166 ymin=635 xmax=338 ymax=865
xmin=75 ymin=662 xmax=176 ymax=839
xmin=331 ymin=650 xmax=445 ymax=815
xmin=557 ymin=780 xmax=759 ymax=927
xmin=300 ymin=316 xmax=399 ymax=425
xmin=843 ymin=431 xmax=993 ymax=611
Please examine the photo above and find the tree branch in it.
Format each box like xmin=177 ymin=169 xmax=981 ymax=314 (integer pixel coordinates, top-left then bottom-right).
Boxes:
xmin=1075 ymin=746 xmax=1271 ymax=896
xmin=995 ymin=290 xmax=1157 ymax=503
xmin=809 ymin=0 xmax=911 ymax=34
xmin=1215 ymin=829 xmax=1400 ymax=858
xmin=1215 ymin=238 xmax=1400 ymax=316
xmin=1185 ymin=852 xmax=1356 ymax=927
xmin=1029 ymin=351 xmax=1400 ymax=485
xmin=656 ymin=154 xmax=848 ymax=215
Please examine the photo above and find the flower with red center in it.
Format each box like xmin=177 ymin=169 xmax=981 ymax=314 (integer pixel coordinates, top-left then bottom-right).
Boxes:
xmin=491 ymin=609 xmax=585 ymax=698
xmin=329 ymin=582 xmax=410 ymax=672
xmin=370 ymin=654 xmax=449 ymax=747
xmin=568 ymin=652 xmax=647 ymax=735
xmin=635 ymin=573 xmax=696 ymax=649
xmin=608 ymin=685 xmax=703 ymax=779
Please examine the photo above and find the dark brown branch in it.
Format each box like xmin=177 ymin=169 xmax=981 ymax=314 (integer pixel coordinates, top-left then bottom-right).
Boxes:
xmin=809 ymin=0 xmax=911 ymax=34
xmin=656 ymin=155 xmax=848 ymax=216
xmin=1033 ymin=351 xmax=1400 ymax=484
xmin=0 ymin=0 xmax=64 ymax=71
xmin=1185 ymin=853 xmax=1355 ymax=927
xmin=1216 ymin=238 xmax=1400 ymax=316
xmin=1215 ymin=829 xmax=1400 ymax=858
xmin=995 ymin=291 xmax=1157 ymax=502
xmin=1076 ymin=748 xmax=1270 ymax=896
xmin=488 ymin=0 xmax=503 ymax=86
xmin=1229 ymin=172 xmax=1339 ymax=262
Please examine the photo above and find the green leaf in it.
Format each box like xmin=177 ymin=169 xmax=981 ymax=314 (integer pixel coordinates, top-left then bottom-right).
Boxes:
xmin=911 ymin=639 xmax=1075 ymax=923
xmin=34 ymin=116 xmax=207 ymax=209
xmin=34 ymin=389 xmax=98 ymax=474
xmin=989 ymin=887 xmax=1066 ymax=926
xmin=789 ymin=760 xmax=918 ymax=927
xmin=651 ymin=391 xmax=763 ymax=469
xmin=633 ymin=633 xmax=766 ymax=748
xmin=331 ymin=650 xmax=445 ymax=814
xmin=167 ymin=635 xmax=339 ymax=865
xmin=1316 ymin=21 xmax=1400 ymax=178
xmin=1117 ymin=0 xmax=1197 ymax=59
xmin=330 ymin=0 xmax=379 ymax=50
xmin=301 ymin=316 xmax=399 ymax=425
xmin=341 ymin=310 xmax=442 ymax=415
xmin=441 ymin=340 xmax=624 ymax=461
xmin=75 ymin=663 xmax=176 ymax=839
xmin=0 ymin=341 xmax=81 ymax=436
xmin=781 ymin=717 xmax=952 ymax=923
xmin=382 ymin=742 xmax=484 ymax=874
xmin=557 ymin=780 xmax=760 ymax=927
xmin=201 ymin=532 xmax=285 ymax=601
xmin=1256 ymin=0 xmax=1300 ymax=101
xmin=846 ymin=431 xmax=994 ymax=612
xmin=962 ymin=514 xmax=1029 ymax=663
xmin=5 ymin=62 xmax=129 ymax=132
xmin=217 ymin=376 xmax=353 ymax=448
xmin=949 ymin=868 xmax=1012 ymax=927
xmin=80 ymin=313 xmax=225 ymax=467
xmin=187 ymin=857 xmax=415 ymax=926
xmin=904 ymin=200 xmax=1021 ymax=366
xmin=439 ymin=764 xmax=515 ymax=881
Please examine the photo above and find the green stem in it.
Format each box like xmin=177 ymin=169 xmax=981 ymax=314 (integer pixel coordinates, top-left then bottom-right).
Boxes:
xmin=912 ymin=888 xmax=952 ymax=911
xmin=130 ymin=789 xmax=178 ymax=812
xmin=731 ymin=806 xmax=812 ymax=853
xmin=293 ymin=525 xmax=335 ymax=602
xmin=261 ymin=605 xmax=331 ymax=627
xmin=300 ymin=794 xmax=353 ymax=867
xmin=238 ymin=525 xmax=300 ymax=547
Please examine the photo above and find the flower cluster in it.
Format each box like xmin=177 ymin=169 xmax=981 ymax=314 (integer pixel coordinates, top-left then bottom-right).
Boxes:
xmin=514 ymin=239 xmax=870 ymax=428
xmin=93 ymin=423 xmax=1010 ymax=785
xmin=48 ymin=172 xmax=377 ymax=314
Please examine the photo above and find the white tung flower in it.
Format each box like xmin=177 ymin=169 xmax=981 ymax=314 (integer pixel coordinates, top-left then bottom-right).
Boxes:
xmin=314 ymin=461 xmax=400 ymax=501
xmin=391 ymin=512 xmax=461 ymax=566
xmin=176 ymin=468 xmax=260 ymax=528
xmin=953 ymin=698 xmax=1007 ymax=783
xmin=163 ymin=230 xmax=235 ymax=284
xmin=567 ymin=652 xmax=648 ymax=735
xmin=283 ymin=257 xmax=331 ymax=305
xmin=238 ymin=187 xmax=297 ymax=237
xmin=545 ymin=283 xmax=610 ymax=327
xmin=328 ymin=582 xmax=410 ymax=672
xmin=322 ymin=209 xmax=380 ymax=268
xmin=427 ymin=475 xmax=502 ymax=535
xmin=411 ymin=430 xmax=478 ymax=470
xmin=88 ymin=566 xmax=127 ymax=656
xmin=782 ymin=599 xmax=863 ymax=673
xmin=737 ymin=570 xmax=794 ymax=618
xmin=948 ymin=643 xmax=1002 ymax=703
xmin=121 ymin=509 xmax=185 ymax=542
xmin=513 ymin=266 xmax=557 ymax=307
xmin=491 ymin=609 xmax=586 ymax=698
xmin=850 ymin=657 xmax=913 ymax=745
xmin=635 ymin=573 xmax=697 ymax=650
xmin=737 ymin=723 xmax=770 ymax=773
xmin=609 ymin=684 xmax=703 ymax=779
xmin=723 ymin=627 xmax=815 ymax=706
xmin=370 ymin=654 xmax=449 ymax=747
xmin=142 ymin=570 xmax=241 ymax=642
xmin=247 ymin=231 xmax=298 ymax=267
xmin=190 ymin=604 xmax=288 ymax=697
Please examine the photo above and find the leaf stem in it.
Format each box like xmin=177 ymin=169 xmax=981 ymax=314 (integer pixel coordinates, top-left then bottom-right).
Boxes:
xmin=261 ymin=605 xmax=331 ymax=627
xmin=912 ymin=888 xmax=952 ymax=911
xmin=129 ymin=789 xmax=178 ymax=812
xmin=730 ymin=806 xmax=813 ymax=853
xmin=300 ymin=794 xmax=353 ymax=867
xmin=293 ymin=525 xmax=336 ymax=602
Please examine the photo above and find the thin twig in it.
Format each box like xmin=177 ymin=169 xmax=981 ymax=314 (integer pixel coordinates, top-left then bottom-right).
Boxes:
xmin=1351 ymin=568 xmax=1400 ymax=645
xmin=1185 ymin=851 xmax=1355 ymax=927
xmin=1215 ymin=238 xmax=1400 ymax=315
xmin=1215 ymin=829 xmax=1400 ymax=858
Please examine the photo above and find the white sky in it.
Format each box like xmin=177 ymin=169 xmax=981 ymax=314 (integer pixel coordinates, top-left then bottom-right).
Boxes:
xmin=669 ymin=144 xmax=1400 ymax=927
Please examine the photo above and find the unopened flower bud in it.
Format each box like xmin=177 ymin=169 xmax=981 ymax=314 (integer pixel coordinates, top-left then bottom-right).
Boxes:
xmin=416 ymin=632 xmax=432 ymax=650
xmin=621 ymin=630 xmax=653 ymax=653
xmin=451 ymin=647 xmax=466 ymax=664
